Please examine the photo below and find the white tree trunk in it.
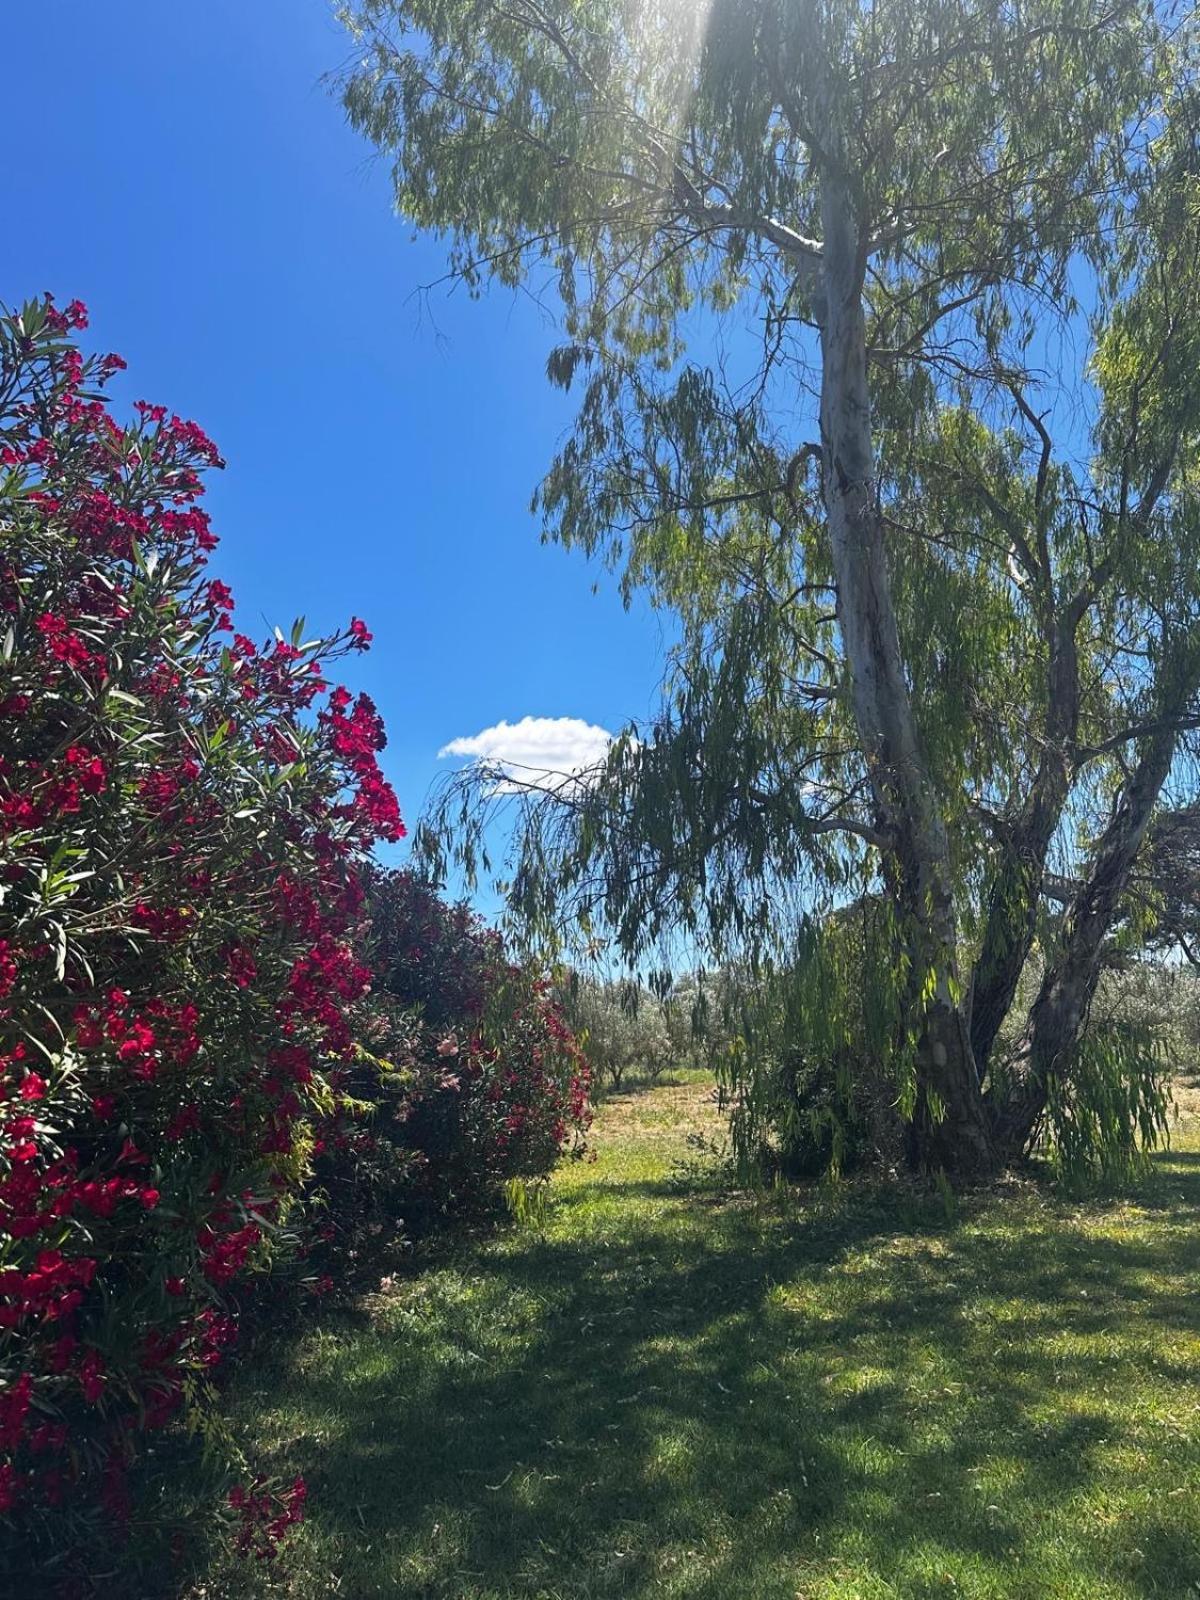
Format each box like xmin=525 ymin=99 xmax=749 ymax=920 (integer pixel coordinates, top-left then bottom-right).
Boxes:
xmin=816 ymin=167 xmax=993 ymax=1172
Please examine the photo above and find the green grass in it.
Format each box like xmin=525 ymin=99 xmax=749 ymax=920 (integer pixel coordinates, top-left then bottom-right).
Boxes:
xmin=180 ymin=1071 xmax=1200 ymax=1599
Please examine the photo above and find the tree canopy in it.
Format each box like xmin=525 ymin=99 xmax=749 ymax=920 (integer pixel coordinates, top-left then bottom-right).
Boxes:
xmin=341 ymin=0 xmax=1200 ymax=1176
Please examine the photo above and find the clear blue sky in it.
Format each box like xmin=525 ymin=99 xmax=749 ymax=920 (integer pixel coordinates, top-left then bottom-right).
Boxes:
xmin=2 ymin=0 xmax=671 ymax=878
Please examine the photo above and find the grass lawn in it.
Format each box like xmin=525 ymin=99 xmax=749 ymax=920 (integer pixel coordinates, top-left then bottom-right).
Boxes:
xmin=178 ymin=1071 xmax=1200 ymax=1599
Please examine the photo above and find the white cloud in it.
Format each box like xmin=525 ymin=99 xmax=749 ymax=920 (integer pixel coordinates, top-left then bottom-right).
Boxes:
xmin=439 ymin=715 xmax=616 ymax=793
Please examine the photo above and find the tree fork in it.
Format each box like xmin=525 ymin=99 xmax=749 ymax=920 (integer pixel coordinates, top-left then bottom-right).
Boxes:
xmin=969 ymin=617 xmax=1080 ymax=1076
xmin=995 ymin=645 xmax=1200 ymax=1160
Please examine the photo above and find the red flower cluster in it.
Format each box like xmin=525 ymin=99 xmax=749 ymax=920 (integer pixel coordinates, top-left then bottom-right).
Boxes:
xmin=322 ymin=689 xmax=405 ymax=841
xmin=228 ymin=1473 xmax=307 ymax=1561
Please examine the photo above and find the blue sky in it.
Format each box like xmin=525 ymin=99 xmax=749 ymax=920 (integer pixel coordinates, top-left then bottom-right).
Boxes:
xmin=2 ymin=0 xmax=672 ymax=879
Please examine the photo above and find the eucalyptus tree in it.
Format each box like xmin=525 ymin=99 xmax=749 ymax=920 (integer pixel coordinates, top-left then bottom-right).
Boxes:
xmin=341 ymin=0 xmax=1200 ymax=1174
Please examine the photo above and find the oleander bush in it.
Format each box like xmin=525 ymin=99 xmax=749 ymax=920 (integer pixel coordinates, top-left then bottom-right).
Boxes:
xmin=357 ymin=871 xmax=592 ymax=1222
xmin=0 ymin=296 xmax=403 ymax=1563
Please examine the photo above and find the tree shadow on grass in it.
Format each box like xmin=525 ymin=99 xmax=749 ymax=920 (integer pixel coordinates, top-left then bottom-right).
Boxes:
xmin=221 ymin=1152 xmax=1200 ymax=1599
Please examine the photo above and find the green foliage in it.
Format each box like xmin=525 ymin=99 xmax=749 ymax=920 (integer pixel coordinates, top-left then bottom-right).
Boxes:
xmin=1044 ymin=1018 xmax=1171 ymax=1191
xmin=562 ymin=976 xmax=674 ymax=1088
xmin=347 ymin=0 xmax=1200 ymax=1180
xmin=989 ymin=951 xmax=1186 ymax=1186
xmin=352 ymin=873 xmax=593 ymax=1223
xmin=1037 ymin=960 xmax=1188 ymax=1189
xmin=715 ymin=903 xmax=912 ymax=1181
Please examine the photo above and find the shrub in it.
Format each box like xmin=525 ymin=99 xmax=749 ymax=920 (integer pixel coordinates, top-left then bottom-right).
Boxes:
xmin=353 ymin=872 xmax=592 ymax=1220
xmin=716 ymin=914 xmax=903 ymax=1182
xmin=0 ymin=297 xmax=402 ymax=1560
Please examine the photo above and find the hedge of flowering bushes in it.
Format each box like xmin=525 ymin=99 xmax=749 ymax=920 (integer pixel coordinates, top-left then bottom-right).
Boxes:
xmin=296 ymin=873 xmax=592 ymax=1289
xmin=0 ymin=299 xmax=589 ymax=1579
xmin=357 ymin=871 xmax=591 ymax=1220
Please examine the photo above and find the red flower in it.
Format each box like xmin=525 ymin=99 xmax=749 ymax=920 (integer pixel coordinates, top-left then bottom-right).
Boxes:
xmin=0 ymin=940 xmax=17 ymax=999
xmin=78 ymin=1348 xmax=106 ymax=1404
xmin=64 ymin=745 xmax=107 ymax=795
xmin=34 ymin=612 xmax=97 ymax=671
xmin=226 ymin=946 xmax=258 ymax=989
xmin=0 ymin=1372 xmax=32 ymax=1449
